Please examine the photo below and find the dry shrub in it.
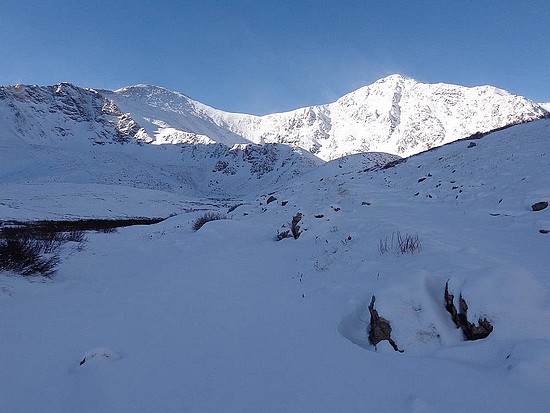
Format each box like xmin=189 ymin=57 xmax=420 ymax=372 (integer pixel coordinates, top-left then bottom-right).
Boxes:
xmin=192 ymin=212 xmax=227 ymax=231
xmin=378 ymin=231 xmax=421 ymax=255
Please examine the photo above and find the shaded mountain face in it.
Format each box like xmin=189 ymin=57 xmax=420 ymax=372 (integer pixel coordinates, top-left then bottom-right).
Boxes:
xmin=0 ymin=83 xmax=150 ymax=146
xmin=110 ymin=74 xmax=549 ymax=160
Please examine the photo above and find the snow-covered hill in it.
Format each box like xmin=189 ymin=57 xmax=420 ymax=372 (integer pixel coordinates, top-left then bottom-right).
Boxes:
xmin=0 ymin=83 xmax=333 ymax=198
xmin=1 ymin=116 xmax=549 ymax=412
xmin=110 ymin=75 xmax=548 ymax=160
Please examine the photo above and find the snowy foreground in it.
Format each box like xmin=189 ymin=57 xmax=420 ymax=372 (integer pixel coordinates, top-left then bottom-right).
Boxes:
xmin=1 ymin=119 xmax=550 ymax=412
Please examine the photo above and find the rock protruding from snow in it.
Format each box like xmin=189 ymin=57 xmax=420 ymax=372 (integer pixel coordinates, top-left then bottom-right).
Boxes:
xmin=368 ymin=295 xmax=404 ymax=352
xmin=444 ymin=281 xmax=494 ymax=341
xmin=531 ymin=201 xmax=548 ymax=212
xmin=79 ymin=348 xmax=121 ymax=366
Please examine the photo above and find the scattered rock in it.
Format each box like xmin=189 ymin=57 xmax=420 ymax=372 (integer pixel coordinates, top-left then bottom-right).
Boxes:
xmin=276 ymin=230 xmax=292 ymax=241
xmin=79 ymin=348 xmax=121 ymax=366
xmin=467 ymin=142 xmax=477 ymax=148
xmin=291 ymin=212 xmax=303 ymax=239
xmin=444 ymin=281 xmax=493 ymax=341
xmin=266 ymin=195 xmax=277 ymax=204
xmin=331 ymin=206 xmax=341 ymax=212
xmin=368 ymin=295 xmax=404 ymax=353
xmin=531 ymin=201 xmax=548 ymax=211
xmin=281 ymin=200 xmax=288 ymax=206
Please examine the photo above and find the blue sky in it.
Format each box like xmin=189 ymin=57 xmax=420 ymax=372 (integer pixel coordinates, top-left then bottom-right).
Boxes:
xmin=1 ymin=0 xmax=549 ymax=114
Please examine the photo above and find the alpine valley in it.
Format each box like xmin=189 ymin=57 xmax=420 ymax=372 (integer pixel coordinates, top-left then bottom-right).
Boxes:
xmin=1 ymin=75 xmax=550 ymax=413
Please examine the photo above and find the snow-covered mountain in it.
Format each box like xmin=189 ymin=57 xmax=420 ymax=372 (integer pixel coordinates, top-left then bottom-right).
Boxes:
xmin=110 ymin=74 xmax=549 ymax=160
xmin=1 ymin=75 xmax=547 ymax=181
xmin=0 ymin=83 xmax=332 ymax=197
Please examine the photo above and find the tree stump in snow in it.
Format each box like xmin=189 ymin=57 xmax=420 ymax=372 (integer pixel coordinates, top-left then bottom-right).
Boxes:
xmin=444 ymin=281 xmax=493 ymax=341
xmin=368 ymin=295 xmax=404 ymax=353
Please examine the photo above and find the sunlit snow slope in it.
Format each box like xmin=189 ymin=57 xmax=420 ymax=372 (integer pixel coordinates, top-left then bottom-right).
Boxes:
xmin=111 ymin=75 xmax=548 ymax=160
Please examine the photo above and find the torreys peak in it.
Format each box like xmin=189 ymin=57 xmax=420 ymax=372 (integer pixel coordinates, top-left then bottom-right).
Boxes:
xmin=107 ymin=75 xmax=549 ymax=160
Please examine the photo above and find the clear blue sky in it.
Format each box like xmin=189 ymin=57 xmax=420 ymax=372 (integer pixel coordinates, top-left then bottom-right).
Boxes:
xmin=1 ymin=0 xmax=549 ymax=114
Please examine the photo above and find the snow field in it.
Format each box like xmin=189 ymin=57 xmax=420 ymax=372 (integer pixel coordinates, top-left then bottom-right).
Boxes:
xmin=1 ymin=119 xmax=550 ymax=411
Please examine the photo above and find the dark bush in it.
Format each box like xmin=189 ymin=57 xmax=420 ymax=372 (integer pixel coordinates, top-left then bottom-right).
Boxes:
xmin=0 ymin=223 xmax=89 ymax=277
xmin=0 ymin=216 xmax=168 ymax=277
xmin=0 ymin=227 xmax=61 ymax=277
xmin=192 ymin=212 xmax=227 ymax=231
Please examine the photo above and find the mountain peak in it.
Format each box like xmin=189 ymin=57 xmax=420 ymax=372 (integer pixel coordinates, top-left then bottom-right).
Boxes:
xmin=115 ymin=84 xmax=193 ymax=101
xmin=373 ymin=73 xmax=410 ymax=84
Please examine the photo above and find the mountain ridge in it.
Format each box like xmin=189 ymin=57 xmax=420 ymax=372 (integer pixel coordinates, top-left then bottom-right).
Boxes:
xmin=1 ymin=75 xmax=548 ymax=198
xmin=3 ymin=75 xmax=548 ymax=161
xmin=108 ymin=74 xmax=549 ymax=160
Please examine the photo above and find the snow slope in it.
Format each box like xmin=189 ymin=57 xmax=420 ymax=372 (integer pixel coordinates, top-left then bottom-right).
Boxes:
xmin=1 ymin=118 xmax=549 ymax=412
xmin=111 ymin=75 xmax=549 ymax=160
